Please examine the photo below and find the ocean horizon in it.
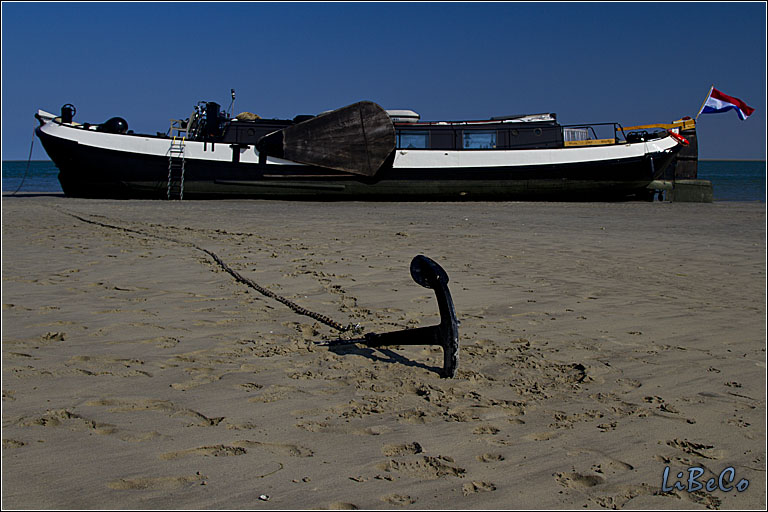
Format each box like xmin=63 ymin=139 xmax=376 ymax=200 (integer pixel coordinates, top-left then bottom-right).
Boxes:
xmin=2 ymin=159 xmax=766 ymax=202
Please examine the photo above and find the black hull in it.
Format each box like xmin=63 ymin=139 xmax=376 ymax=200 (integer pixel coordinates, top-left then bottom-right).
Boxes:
xmin=37 ymin=127 xmax=674 ymax=201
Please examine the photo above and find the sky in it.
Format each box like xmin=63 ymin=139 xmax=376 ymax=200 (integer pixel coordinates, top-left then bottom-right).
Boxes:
xmin=1 ymin=1 xmax=766 ymax=160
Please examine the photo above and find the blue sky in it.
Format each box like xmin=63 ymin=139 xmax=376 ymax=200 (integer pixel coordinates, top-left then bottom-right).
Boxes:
xmin=2 ymin=1 xmax=766 ymax=159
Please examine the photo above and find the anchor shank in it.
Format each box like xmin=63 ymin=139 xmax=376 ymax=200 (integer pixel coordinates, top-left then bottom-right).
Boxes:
xmin=433 ymin=281 xmax=459 ymax=379
xmin=433 ymin=281 xmax=457 ymax=331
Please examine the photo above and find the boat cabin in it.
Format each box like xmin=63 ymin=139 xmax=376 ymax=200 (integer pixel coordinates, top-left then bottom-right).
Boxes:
xmin=392 ymin=113 xmax=564 ymax=151
xmin=198 ymin=103 xmax=569 ymax=151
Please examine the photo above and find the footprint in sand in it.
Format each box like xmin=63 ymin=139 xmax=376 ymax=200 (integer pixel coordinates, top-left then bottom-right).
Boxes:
xmin=589 ymin=484 xmax=654 ymax=509
xmin=462 ymin=481 xmax=497 ymax=495
xmin=616 ymin=378 xmax=642 ymax=390
xmin=2 ymin=439 xmax=27 ymax=449
xmin=66 ymin=355 xmax=152 ymax=378
xmin=377 ymin=455 xmax=465 ymax=480
xmin=381 ymin=442 xmax=423 ymax=456
xmin=16 ymin=409 xmax=117 ymax=435
xmin=554 ymin=471 xmax=605 ymax=489
xmin=18 ymin=403 xmax=161 ymax=442
xmin=597 ymin=421 xmax=617 ymax=432
xmin=727 ymin=417 xmax=751 ymax=428
xmin=327 ymin=502 xmax=358 ymax=510
xmin=107 ymin=474 xmax=205 ymax=490
xmin=160 ymin=444 xmax=247 ymax=460
xmin=85 ymin=398 xmax=224 ymax=427
xmin=249 ymin=385 xmax=302 ymax=403
xmin=233 ymin=440 xmax=314 ymax=457
xmin=477 ymin=453 xmax=504 ymax=463
xmin=472 ymin=425 xmax=500 ymax=435
xmin=225 ymin=421 xmax=261 ymax=431
xmin=397 ymin=409 xmax=430 ymax=424
xmin=296 ymin=420 xmax=337 ymax=433
xmin=566 ymin=449 xmax=635 ymax=474
xmin=5 ymin=352 xmax=37 ymax=360
xmin=686 ymin=490 xmax=723 ymax=509
xmin=665 ymin=439 xmax=725 ymax=460
xmin=382 ymin=494 xmax=416 ymax=506
xmin=140 ymin=336 xmax=180 ymax=349
xmin=170 ymin=372 xmax=221 ymax=391
xmin=524 ymin=431 xmax=558 ymax=441
xmin=42 ymin=331 xmax=66 ymax=342
xmin=236 ymin=382 xmax=263 ymax=392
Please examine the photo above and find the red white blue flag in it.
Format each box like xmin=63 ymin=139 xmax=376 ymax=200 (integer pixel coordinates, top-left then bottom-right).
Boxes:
xmin=697 ymin=86 xmax=755 ymax=120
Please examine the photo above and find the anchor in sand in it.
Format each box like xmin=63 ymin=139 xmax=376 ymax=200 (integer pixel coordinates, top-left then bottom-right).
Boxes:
xmin=317 ymin=255 xmax=460 ymax=378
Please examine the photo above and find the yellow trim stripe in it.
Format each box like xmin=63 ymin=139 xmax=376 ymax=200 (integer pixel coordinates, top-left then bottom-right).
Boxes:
xmin=622 ymin=119 xmax=696 ymax=131
xmin=564 ymin=138 xmax=616 ymax=147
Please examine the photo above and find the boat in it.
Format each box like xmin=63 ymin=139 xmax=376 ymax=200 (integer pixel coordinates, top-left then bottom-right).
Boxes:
xmin=34 ymin=96 xmax=688 ymax=201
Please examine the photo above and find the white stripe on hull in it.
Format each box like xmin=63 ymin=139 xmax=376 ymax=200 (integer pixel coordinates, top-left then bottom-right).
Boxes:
xmin=39 ymin=121 xmax=285 ymax=166
xmin=393 ymin=138 xmax=678 ymax=168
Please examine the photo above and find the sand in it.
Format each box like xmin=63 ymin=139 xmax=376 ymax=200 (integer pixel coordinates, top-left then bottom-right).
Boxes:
xmin=1 ymin=194 xmax=765 ymax=510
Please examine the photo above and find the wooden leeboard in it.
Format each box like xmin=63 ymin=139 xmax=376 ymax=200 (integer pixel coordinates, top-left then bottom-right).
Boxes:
xmin=281 ymin=101 xmax=395 ymax=176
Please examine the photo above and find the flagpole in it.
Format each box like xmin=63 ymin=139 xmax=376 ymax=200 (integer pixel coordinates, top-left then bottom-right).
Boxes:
xmin=695 ymin=84 xmax=715 ymax=121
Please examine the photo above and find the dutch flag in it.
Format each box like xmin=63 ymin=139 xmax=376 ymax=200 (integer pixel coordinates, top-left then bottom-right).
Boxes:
xmin=697 ymin=86 xmax=755 ymax=120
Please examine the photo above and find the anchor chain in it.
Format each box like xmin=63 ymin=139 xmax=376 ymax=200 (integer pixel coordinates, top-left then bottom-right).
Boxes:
xmin=197 ymin=246 xmax=352 ymax=332
xmin=56 ymin=208 xmax=356 ymax=333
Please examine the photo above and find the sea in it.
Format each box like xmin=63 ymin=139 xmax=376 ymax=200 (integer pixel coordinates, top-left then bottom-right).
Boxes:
xmin=1 ymin=159 xmax=766 ymax=202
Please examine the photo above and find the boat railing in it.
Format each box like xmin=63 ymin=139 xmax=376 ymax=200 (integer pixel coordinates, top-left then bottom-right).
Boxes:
xmin=561 ymin=122 xmax=626 ymax=146
xmin=168 ymin=118 xmax=188 ymax=138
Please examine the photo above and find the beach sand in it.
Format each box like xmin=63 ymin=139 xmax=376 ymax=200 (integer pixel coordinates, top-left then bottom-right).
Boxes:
xmin=2 ymin=195 xmax=765 ymax=509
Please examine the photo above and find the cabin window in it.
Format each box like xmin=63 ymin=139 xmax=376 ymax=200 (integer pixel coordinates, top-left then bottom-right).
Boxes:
xmin=463 ymin=130 xmax=497 ymax=149
xmin=398 ymin=131 xmax=429 ymax=149
xmin=430 ymin=131 xmax=455 ymax=149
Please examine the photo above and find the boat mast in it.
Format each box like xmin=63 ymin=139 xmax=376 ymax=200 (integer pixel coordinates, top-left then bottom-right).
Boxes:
xmin=228 ymin=89 xmax=236 ymax=118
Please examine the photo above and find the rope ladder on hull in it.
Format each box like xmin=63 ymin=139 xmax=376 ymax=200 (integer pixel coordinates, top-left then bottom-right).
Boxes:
xmin=167 ymin=119 xmax=187 ymax=200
